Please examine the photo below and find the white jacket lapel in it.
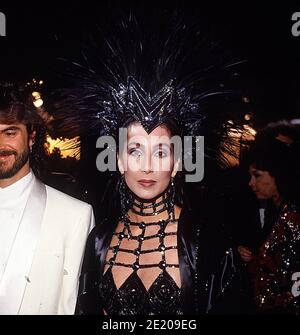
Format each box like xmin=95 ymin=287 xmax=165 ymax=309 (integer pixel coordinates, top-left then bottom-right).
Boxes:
xmin=0 ymin=177 xmax=47 ymax=314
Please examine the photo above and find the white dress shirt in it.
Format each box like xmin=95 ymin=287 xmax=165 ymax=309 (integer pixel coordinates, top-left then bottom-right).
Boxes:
xmin=0 ymin=171 xmax=34 ymax=282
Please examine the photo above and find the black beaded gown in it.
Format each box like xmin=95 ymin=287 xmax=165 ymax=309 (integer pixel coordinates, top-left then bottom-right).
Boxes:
xmin=76 ymin=203 xmax=249 ymax=315
xmin=99 ymin=197 xmax=182 ymax=315
xmin=76 ymin=198 xmax=250 ymax=315
xmin=99 ymin=217 xmax=183 ymax=315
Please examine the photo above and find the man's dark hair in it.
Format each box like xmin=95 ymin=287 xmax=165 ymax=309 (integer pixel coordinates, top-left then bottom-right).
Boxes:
xmin=0 ymin=82 xmax=48 ymax=177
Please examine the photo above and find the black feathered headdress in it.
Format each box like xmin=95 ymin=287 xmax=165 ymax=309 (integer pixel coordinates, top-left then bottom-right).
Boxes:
xmin=49 ymin=11 xmax=245 ymax=167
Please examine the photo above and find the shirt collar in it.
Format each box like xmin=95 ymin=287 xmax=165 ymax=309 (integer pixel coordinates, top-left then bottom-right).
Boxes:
xmin=0 ymin=170 xmax=34 ymax=202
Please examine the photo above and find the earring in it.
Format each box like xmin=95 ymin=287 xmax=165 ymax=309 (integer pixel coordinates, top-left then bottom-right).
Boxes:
xmin=119 ymin=174 xmax=133 ymax=239
xmin=119 ymin=174 xmax=132 ymax=216
xmin=170 ymin=176 xmax=175 ymax=204
xmin=166 ymin=176 xmax=176 ymax=220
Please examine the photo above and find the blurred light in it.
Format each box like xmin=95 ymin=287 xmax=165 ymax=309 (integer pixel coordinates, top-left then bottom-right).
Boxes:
xmin=225 ymin=125 xmax=256 ymax=167
xmin=242 ymin=96 xmax=250 ymax=103
xmin=32 ymin=91 xmax=41 ymax=99
xmin=33 ymin=98 xmax=43 ymax=108
xmin=32 ymin=91 xmax=43 ymax=108
xmin=39 ymin=80 xmax=43 ymax=85
xmin=244 ymin=113 xmax=251 ymax=121
xmin=46 ymin=135 xmax=80 ymax=159
xmin=291 ymin=118 xmax=300 ymax=125
xmin=243 ymin=124 xmax=256 ymax=138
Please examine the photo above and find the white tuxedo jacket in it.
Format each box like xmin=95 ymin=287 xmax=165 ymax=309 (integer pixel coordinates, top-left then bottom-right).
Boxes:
xmin=0 ymin=177 xmax=94 ymax=315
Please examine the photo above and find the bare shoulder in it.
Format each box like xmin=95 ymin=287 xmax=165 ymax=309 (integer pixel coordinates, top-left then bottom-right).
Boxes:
xmin=174 ymin=205 xmax=182 ymax=220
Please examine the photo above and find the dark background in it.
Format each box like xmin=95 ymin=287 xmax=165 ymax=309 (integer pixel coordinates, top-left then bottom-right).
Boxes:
xmin=1 ymin=1 xmax=300 ymax=126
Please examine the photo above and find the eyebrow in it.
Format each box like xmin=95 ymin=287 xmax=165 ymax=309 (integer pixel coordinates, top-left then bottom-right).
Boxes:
xmin=250 ymin=168 xmax=263 ymax=173
xmin=128 ymin=142 xmax=142 ymax=148
xmin=127 ymin=142 xmax=171 ymax=149
xmin=153 ymin=143 xmax=171 ymax=150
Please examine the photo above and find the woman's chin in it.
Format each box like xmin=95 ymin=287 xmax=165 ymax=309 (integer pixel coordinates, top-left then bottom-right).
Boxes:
xmin=255 ymin=194 xmax=267 ymax=200
xmin=134 ymin=192 xmax=159 ymax=201
xmin=132 ymin=187 xmax=162 ymax=201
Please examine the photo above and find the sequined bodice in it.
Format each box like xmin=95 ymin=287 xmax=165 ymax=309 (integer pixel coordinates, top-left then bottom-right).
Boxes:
xmin=100 ymin=267 xmax=183 ymax=314
xmin=99 ymin=204 xmax=183 ymax=315
xmin=254 ymin=204 xmax=300 ymax=314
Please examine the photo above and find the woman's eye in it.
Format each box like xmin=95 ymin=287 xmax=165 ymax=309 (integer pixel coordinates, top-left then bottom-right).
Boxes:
xmin=129 ymin=148 xmax=142 ymax=157
xmin=154 ymin=150 xmax=167 ymax=158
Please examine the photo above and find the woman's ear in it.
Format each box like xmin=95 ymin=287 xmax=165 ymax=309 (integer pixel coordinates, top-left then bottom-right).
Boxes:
xmin=171 ymin=159 xmax=181 ymax=178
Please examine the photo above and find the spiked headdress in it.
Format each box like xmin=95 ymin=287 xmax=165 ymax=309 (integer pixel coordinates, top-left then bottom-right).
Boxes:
xmin=49 ymin=11 xmax=245 ymax=167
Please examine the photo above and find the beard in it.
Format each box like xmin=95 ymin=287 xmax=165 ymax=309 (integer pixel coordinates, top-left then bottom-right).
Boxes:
xmin=0 ymin=148 xmax=29 ymax=179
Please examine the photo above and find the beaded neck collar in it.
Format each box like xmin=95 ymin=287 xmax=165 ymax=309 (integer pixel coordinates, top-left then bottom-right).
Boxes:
xmin=121 ymin=186 xmax=176 ymax=239
xmin=130 ymin=191 xmax=169 ymax=217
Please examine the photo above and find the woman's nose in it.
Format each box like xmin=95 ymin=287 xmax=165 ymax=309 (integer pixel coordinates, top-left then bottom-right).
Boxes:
xmin=141 ymin=155 xmax=152 ymax=173
xmin=248 ymin=176 xmax=255 ymax=188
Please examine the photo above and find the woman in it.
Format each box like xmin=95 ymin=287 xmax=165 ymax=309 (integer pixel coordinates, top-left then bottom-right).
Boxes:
xmin=51 ymin=14 xmax=249 ymax=314
xmin=71 ymin=76 xmax=249 ymax=315
xmin=242 ymin=138 xmax=300 ymax=314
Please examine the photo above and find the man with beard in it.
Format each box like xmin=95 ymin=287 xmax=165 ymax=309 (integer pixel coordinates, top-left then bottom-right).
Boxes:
xmin=0 ymin=83 xmax=94 ymax=314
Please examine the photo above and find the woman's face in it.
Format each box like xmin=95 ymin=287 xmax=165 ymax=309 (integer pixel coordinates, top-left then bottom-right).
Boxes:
xmin=118 ymin=122 xmax=176 ymax=200
xmin=248 ymin=165 xmax=280 ymax=201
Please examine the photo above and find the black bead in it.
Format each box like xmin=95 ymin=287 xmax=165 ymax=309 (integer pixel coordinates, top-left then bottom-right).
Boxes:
xmin=139 ymin=222 xmax=146 ymax=229
xmin=159 ymin=244 xmax=166 ymax=252
xmin=159 ymin=220 xmax=165 ymax=227
xmin=134 ymin=248 xmax=141 ymax=256
xmin=112 ymin=246 xmax=119 ymax=253
xmin=159 ymin=261 xmax=167 ymax=269
xmin=132 ymin=262 xmax=140 ymax=270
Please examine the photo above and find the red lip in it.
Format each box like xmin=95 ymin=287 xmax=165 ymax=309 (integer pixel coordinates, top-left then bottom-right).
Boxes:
xmin=138 ymin=179 xmax=156 ymax=187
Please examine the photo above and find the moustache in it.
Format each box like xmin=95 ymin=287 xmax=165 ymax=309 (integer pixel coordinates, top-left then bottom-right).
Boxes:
xmin=0 ymin=150 xmax=17 ymax=156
